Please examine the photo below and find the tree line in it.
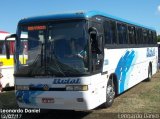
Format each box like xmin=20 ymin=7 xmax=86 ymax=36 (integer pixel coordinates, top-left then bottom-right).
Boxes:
xmin=157 ymin=35 xmax=160 ymax=42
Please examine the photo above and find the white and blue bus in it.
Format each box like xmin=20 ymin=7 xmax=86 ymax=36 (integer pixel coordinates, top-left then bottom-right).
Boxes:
xmin=5 ymin=11 xmax=158 ymax=110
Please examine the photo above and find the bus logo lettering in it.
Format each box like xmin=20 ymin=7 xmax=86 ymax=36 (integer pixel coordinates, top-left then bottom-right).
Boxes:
xmin=53 ymin=79 xmax=80 ymax=84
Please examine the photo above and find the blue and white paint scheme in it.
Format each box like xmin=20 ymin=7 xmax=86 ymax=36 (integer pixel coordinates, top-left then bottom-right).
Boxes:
xmin=147 ymin=48 xmax=155 ymax=57
xmin=16 ymin=46 xmax=158 ymax=110
xmin=14 ymin=11 xmax=158 ymax=111
xmin=115 ymin=50 xmax=137 ymax=93
xmin=103 ymin=47 xmax=158 ymax=94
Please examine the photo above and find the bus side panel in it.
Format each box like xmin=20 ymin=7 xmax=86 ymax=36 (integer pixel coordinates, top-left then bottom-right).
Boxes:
xmin=0 ymin=56 xmax=14 ymax=88
xmin=151 ymin=47 xmax=158 ymax=75
xmin=1 ymin=67 xmax=14 ymax=88
xmin=103 ymin=47 xmax=158 ymax=94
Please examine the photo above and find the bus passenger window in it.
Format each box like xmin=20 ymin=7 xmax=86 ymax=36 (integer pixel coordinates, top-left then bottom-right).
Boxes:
xmin=136 ymin=28 xmax=140 ymax=44
xmin=117 ymin=23 xmax=128 ymax=44
xmin=152 ymin=31 xmax=157 ymax=44
xmin=143 ymin=30 xmax=148 ymax=44
xmin=110 ymin=21 xmax=117 ymax=44
xmin=137 ymin=28 xmax=143 ymax=44
xmin=148 ymin=31 xmax=153 ymax=44
xmin=104 ymin=21 xmax=111 ymax=44
xmin=128 ymin=26 xmax=136 ymax=44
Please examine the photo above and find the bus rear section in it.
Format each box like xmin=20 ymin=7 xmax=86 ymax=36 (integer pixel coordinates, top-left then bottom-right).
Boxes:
xmin=0 ymin=57 xmax=14 ymax=91
xmin=0 ymin=31 xmax=15 ymax=91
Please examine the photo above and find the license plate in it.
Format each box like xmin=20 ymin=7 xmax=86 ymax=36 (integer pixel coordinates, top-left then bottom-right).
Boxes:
xmin=42 ymin=98 xmax=54 ymax=103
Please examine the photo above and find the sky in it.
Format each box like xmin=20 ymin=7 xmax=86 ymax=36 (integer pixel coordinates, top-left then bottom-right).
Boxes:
xmin=0 ymin=0 xmax=160 ymax=35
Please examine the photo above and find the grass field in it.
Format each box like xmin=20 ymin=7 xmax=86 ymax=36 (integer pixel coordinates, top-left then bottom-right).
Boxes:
xmin=96 ymin=71 xmax=160 ymax=113
xmin=0 ymin=71 xmax=160 ymax=119
xmin=0 ymin=90 xmax=18 ymax=108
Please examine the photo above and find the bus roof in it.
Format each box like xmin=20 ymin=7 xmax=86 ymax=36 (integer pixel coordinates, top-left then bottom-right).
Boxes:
xmin=19 ymin=11 xmax=155 ymax=31
xmin=85 ymin=11 xmax=155 ymax=31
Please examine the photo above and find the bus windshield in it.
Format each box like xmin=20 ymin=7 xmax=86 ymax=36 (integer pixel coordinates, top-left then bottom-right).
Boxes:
xmin=15 ymin=21 xmax=89 ymax=77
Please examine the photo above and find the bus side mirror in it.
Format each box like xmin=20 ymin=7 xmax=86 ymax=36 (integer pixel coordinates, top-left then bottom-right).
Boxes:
xmin=88 ymin=27 xmax=98 ymax=41
xmin=88 ymin=27 xmax=102 ymax=54
xmin=5 ymin=41 xmax=10 ymax=59
xmin=5 ymin=34 xmax=17 ymax=59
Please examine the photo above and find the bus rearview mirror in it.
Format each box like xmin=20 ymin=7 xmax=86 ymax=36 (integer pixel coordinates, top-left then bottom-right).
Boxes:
xmin=5 ymin=43 xmax=10 ymax=59
xmin=5 ymin=34 xmax=17 ymax=59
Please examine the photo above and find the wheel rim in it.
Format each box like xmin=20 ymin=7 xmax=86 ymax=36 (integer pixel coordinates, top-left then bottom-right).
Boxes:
xmin=148 ymin=68 xmax=152 ymax=79
xmin=0 ymin=85 xmax=2 ymax=92
xmin=106 ymin=83 xmax=115 ymax=103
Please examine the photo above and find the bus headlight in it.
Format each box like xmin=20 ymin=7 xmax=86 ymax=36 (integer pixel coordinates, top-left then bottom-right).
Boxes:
xmin=66 ymin=85 xmax=88 ymax=91
xmin=66 ymin=85 xmax=74 ymax=91
xmin=16 ymin=85 xmax=29 ymax=90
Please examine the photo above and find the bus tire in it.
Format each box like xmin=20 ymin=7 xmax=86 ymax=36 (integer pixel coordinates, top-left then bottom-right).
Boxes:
xmin=0 ymin=84 xmax=3 ymax=92
xmin=104 ymin=77 xmax=115 ymax=108
xmin=146 ymin=65 xmax=152 ymax=81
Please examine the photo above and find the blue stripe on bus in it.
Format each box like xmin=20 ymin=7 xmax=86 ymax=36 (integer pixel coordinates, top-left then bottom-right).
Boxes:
xmin=16 ymin=90 xmax=43 ymax=105
xmin=115 ymin=50 xmax=136 ymax=94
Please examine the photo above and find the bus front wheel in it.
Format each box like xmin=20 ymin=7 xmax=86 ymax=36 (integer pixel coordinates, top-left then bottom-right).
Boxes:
xmin=104 ymin=77 xmax=115 ymax=108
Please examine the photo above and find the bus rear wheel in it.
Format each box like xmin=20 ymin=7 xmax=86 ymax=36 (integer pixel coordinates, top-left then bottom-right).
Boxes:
xmin=104 ymin=77 xmax=115 ymax=108
xmin=146 ymin=65 xmax=152 ymax=81
xmin=0 ymin=83 xmax=3 ymax=92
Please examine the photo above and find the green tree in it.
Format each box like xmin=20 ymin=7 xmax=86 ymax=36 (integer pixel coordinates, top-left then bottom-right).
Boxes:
xmin=157 ymin=35 xmax=160 ymax=42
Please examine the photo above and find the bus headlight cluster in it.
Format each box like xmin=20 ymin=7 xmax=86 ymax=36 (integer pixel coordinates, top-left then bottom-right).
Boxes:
xmin=66 ymin=85 xmax=88 ymax=91
xmin=16 ymin=85 xmax=29 ymax=90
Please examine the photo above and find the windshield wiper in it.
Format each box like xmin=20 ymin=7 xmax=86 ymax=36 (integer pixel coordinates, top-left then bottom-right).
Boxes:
xmin=26 ymin=43 xmax=45 ymax=76
xmin=48 ymin=57 xmax=83 ymax=75
xmin=41 ymin=43 xmax=44 ymax=66
xmin=50 ymin=51 xmax=66 ymax=76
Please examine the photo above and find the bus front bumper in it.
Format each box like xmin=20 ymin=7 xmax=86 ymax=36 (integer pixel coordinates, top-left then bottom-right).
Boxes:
xmin=16 ymin=90 xmax=101 ymax=111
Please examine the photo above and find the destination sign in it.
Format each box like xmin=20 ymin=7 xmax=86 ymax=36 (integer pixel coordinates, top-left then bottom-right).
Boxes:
xmin=28 ymin=25 xmax=46 ymax=31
